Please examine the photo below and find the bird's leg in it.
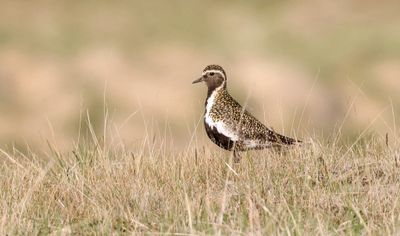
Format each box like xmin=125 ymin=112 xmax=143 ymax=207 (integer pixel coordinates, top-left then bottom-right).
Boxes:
xmin=233 ymin=150 xmax=241 ymax=163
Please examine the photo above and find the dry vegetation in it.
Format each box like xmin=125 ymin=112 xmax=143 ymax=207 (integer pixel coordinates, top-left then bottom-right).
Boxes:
xmin=1 ymin=1 xmax=400 ymax=235
xmin=1 ymin=117 xmax=400 ymax=235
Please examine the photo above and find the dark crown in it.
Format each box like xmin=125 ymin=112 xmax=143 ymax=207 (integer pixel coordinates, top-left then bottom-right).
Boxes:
xmin=203 ymin=65 xmax=226 ymax=78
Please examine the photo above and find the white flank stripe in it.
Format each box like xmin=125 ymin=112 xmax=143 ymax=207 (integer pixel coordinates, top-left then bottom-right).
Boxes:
xmin=244 ymin=140 xmax=259 ymax=148
xmin=204 ymin=87 xmax=239 ymax=141
xmin=244 ymin=139 xmax=272 ymax=148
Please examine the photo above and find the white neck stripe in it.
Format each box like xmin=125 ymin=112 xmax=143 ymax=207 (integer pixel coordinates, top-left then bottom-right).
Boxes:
xmin=204 ymin=86 xmax=239 ymax=141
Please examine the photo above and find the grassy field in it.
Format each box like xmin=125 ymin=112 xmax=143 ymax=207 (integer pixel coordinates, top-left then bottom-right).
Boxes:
xmin=0 ymin=0 xmax=399 ymax=148
xmin=1 ymin=118 xmax=399 ymax=234
xmin=1 ymin=1 xmax=400 ymax=234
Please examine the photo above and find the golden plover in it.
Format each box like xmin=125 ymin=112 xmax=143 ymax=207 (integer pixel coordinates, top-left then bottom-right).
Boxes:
xmin=193 ymin=64 xmax=300 ymax=161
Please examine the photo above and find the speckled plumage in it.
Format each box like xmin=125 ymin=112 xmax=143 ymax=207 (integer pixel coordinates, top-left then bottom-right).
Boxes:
xmin=193 ymin=64 xmax=300 ymax=153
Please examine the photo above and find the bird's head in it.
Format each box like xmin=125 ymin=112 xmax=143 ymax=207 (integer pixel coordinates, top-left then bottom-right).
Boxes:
xmin=192 ymin=65 xmax=227 ymax=91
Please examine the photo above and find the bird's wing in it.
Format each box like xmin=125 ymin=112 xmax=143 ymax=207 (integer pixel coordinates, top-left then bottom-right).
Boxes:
xmin=235 ymin=106 xmax=298 ymax=146
xmin=221 ymin=93 xmax=299 ymax=147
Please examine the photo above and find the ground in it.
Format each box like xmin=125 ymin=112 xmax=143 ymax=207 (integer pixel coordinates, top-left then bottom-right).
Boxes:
xmin=1 ymin=130 xmax=399 ymax=234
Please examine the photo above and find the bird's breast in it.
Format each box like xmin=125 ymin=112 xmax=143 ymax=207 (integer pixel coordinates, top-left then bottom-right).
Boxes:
xmin=204 ymin=95 xmax=240 ymax=143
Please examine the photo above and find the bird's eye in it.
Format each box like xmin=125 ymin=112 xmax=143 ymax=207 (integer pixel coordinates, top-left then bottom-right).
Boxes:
xmin=209 ymin=72 xmax=215 ymax=76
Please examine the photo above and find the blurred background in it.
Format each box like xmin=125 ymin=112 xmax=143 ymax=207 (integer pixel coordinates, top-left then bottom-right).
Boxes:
xmin=0 ymin=1 xmax=399 ymax=150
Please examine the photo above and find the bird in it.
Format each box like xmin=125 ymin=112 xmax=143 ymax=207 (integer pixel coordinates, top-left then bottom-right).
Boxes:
xmin=192 ymin=64 xmax=300 ymax=162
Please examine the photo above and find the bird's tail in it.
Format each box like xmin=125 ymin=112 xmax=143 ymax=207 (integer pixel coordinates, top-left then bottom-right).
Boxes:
xmin=276 ymin=133 xmax=302 ymax=146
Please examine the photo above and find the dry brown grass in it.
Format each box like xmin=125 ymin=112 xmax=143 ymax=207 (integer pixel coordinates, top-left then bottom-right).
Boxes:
xmin=1 ymin=1 xmax=400 ymax=234
xmin=1 ymin=0 xmax=400 ymax=150
xmin=1 ymin=117 xmax=400 ymax=235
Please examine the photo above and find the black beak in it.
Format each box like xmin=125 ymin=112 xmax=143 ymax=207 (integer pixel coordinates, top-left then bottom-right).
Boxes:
xmin=192 ymin=76 xmax=204 ymax=84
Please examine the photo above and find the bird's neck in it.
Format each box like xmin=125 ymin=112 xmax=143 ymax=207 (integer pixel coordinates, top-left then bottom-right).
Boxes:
xmin=207 ymin=83 xmax=226 ymax=99
xmin=205 ymin=85 xmax=228 ymax=113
